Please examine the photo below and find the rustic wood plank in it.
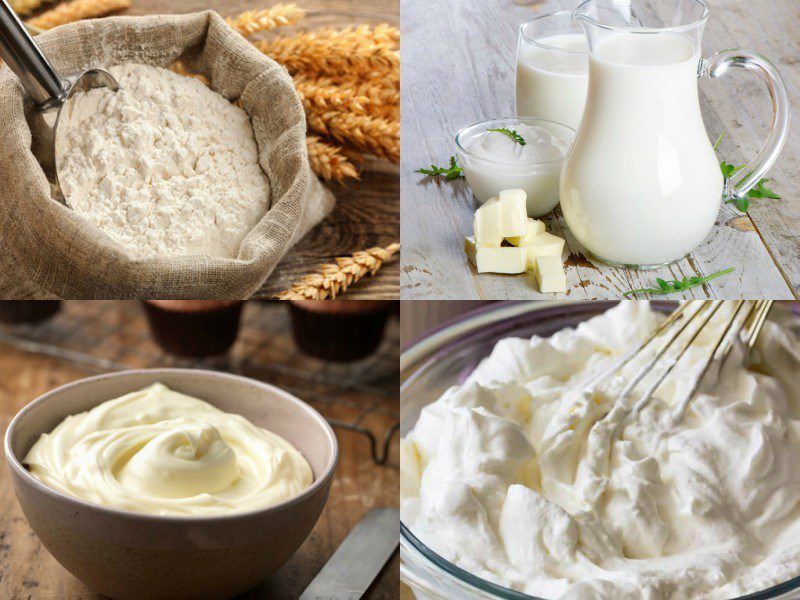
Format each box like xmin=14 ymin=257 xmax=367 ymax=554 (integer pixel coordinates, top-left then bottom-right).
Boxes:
xmin=0 ymin=301 xmax=399 ymax=599
xmin=400 ymin=0 xmax=796 ymax=300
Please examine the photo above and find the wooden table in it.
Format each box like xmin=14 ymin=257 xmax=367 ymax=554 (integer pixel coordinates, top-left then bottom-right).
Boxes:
xmin=0 ymin=301 xmax=400 ymax=599
xmin=400 ymin=0 xmax=800 ymax=300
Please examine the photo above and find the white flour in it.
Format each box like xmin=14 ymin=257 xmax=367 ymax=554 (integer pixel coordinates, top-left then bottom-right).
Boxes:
xmin=57 ymin=63 xmax=270 ymax=260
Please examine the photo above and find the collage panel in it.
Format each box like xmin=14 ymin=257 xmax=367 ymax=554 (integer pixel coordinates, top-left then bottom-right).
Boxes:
xmin=1 ymin=0 xmax=800 ymax=596
xmin=0 ymin=0 xmax=399 ymax=300
xmin=0 ymin=300 xmax=400 ymax=598
xmin=400 ymin=300 xmax=800 ymax=599
xmin=401 ymin=0 xmax=799 ymax=301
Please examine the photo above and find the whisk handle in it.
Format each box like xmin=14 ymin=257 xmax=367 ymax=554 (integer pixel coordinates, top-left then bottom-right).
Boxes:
xmin=0 ymin=0 xmax=66 ymax=106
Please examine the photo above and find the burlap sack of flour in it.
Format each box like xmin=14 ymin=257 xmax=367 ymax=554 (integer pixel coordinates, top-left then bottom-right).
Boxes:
xmin=0 ymin=11 xmax=334 ymax=299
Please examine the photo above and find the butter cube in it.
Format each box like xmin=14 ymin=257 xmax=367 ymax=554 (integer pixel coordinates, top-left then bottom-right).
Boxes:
xmin=522 ymin=232 xmax=565 ymax=270
xmin=476 ymin=246 xmax=527 ymax=274
xmin=498 ymin=189 xmax=528 ymax=238
xmin=534 ymin=255 xmax=567 ymax=293
xmin=464 ymin=236 xmax=478 ymax=266
xmin=506 ymin=218 xmax=546 ymax=246
xmin=474 ymin=199 xmax=502 ymax=246
xmin=474 ymin=192 xmax=528 ymax=246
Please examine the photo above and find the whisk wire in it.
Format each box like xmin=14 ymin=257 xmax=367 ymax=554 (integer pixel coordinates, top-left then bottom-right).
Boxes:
xmin=589 ymin=301 xmax=774 ymax=415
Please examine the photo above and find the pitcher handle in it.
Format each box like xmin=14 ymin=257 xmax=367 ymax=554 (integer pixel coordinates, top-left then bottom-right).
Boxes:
xmin=700 ymin=50 xmax=790 ymax=203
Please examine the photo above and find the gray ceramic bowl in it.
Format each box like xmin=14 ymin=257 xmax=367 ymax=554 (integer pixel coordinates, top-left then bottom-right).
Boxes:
xmin=4 ymin=369 xmax=338 ymax=600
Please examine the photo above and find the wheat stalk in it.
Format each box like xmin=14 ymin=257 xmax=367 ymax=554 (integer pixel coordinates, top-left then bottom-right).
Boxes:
xmin=296 ymin=80 xmax=374 ymax=115
xmin=306 ymin=111 xmax=399 ymax=163
xmin=275 ymin=242 xmax=400 ymax=299
xmin=306 ymin=136 xmax=360 ymax=182
xmin=295 ymin=77 xmax=397 ymax=120
xmin=299 ymin=24 xmax=399 ymax=49
xmin=28 ymin=0 xmax=130 ymax=29
xmin=227 ymin=4 xmax=306 ymax=37
xmin=256 ymin=28 xmax=398 ymax=79
xmin=10 ymin=0 xmax=52 ymax=17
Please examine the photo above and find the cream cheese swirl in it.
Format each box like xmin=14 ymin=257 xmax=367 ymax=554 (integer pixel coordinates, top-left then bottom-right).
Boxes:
xmin=24 ymin=383 xmax=313 ymax=515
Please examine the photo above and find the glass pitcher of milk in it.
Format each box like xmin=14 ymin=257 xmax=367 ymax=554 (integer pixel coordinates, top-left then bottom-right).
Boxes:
xmin=560 ymin=0 xmax=790 ymax=268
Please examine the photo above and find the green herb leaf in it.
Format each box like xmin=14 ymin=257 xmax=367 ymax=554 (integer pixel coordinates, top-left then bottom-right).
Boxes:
xmin=716 ymin=132 xmax=781 ymax=213
xmin=747 ymin=178 xmax=780 ymax=199
xmin=486 ymin=127 xmax=526 ymax=146
xmin=415 ymin=156 xmax=463 ymax=180
xmin=623 ymin=267 xmax=735 ymax=297
xmin=726 ymin=195 xmax=750 ymax=213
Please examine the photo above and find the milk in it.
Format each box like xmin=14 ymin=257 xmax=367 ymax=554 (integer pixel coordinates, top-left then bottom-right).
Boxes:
xmin=560 ymin=33 xmax=723 ymax=267
xmin=515 ymin=33 xmax=589 ymax=130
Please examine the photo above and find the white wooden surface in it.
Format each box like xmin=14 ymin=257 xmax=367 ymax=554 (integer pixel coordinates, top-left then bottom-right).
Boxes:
xmin=400 ymin=0 xmax=799 ymax=300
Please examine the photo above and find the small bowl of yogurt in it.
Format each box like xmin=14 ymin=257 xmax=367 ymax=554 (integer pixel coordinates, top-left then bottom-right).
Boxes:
xmin=455 ymin=117 xmax=575 ymax=217
xmin=4 ymin=369 xmax=338 ymax=600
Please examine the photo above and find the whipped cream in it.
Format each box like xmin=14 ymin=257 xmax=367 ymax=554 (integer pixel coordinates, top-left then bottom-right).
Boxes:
xmin=401 ymin=302 xmax=800 ymax=598
xmin=24 ymin=383 xmax=312 ymax=515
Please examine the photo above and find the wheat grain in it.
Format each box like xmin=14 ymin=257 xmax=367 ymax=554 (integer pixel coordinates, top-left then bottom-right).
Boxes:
xmin=298 ymin=24 xmax=399 ymax=49
xmin=275 ymin=242 xmax=400 ymax=299
xmin=306 ymin=135 xmax=360 ymax=182
xmin=28 ymin=0 xmax=130 ymax=29
xmin=227 ymin=4 xmax=306 ymax=37
xmin=10 ymin=0 xmax=51 ymax=17
xmin=307 ymin=111 xmax=399 ymax=163
xmin=294 ymin=73 xmax=400 ymax=116
xmin=296 ymin=80 xmax=374 ymax=115
xmin=256 ymin=28 xmax=398 ymax=79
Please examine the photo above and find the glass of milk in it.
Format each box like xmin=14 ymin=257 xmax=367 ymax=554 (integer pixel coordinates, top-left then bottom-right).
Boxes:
xmin=516 ymin=12 xmax=590 ymax=131
xmin=455 ymin=116 xmax=575 ymax=217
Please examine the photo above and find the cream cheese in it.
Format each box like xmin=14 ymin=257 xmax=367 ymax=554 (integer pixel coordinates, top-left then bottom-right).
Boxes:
xmin=24 ymin=383 xmax=312 ymax=516
xmin=401 ymin=302 xmax=800 ymax=598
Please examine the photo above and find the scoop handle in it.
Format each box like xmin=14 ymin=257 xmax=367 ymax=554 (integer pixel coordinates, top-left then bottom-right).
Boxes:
xmin=0 ymin=0 xmax=66 ymax=106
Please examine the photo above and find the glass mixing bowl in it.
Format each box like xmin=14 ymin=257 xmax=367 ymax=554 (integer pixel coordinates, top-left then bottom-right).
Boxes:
xmin=400 ymin=301 xmax=800 ymax=600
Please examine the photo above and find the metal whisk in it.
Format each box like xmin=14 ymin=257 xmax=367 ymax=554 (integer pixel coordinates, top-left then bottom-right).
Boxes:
xmin=585 ymin=301 xmax=774 ymax=419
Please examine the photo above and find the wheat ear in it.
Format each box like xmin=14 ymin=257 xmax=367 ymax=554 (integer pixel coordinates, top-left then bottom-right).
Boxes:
xmin=28 ymin=0 xmax=130 ymax=29
xmin=306 ymin=136 xmax=360 ymax=182
xmin=306 ymin=111 xmax=399 ymax=163
xmin=275 ymin=243 xmax=400 ymax=300
xmin=256 ymin=29 xmax=398 ymax=79
xmin=10 ymin=0 xmax=51 ymax=17
xmin=227 ymin=4 xmax=306 ymax=37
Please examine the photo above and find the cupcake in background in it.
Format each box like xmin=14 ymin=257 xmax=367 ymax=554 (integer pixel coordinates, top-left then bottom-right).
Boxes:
xmin=288 ymin=300 xmax=394 ymax=362
xmin=0 ymin=301 xmax=61 ymax=324
xmin=142 ymin=301 xmax=244 ymax=357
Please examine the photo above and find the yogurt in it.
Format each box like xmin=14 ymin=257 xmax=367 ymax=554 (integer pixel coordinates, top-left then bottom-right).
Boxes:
xmin=457 ymin=119 xmax=574 ymax=216
xmin=24 ymin=383 xmax=313 ymax=515
xmin=401 ymin=302 xmax=800 ymax=598
xmin=516 ymin=32 xmax=589 ymax=130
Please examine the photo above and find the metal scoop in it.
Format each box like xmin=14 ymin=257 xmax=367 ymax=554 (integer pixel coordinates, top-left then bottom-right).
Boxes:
xmin=0 ymin=0 xmax=119 ymax=194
